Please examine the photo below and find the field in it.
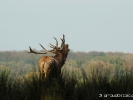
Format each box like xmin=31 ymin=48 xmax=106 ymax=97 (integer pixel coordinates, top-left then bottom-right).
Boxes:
xmin=0 ymin=51 xmax=133 ymax=100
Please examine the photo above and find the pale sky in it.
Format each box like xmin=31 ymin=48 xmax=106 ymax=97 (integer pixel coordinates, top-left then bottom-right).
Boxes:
xmin=0 ymin=0 xmax=133 ymax=53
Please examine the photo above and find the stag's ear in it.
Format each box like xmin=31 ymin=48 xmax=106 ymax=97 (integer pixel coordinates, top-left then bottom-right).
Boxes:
xmin=66 ymin=44 xmax=69 ymax=48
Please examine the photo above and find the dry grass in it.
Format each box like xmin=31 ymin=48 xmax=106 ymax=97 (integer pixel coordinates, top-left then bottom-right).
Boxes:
xmin=0 ymin=62 xmax=133 ymax=100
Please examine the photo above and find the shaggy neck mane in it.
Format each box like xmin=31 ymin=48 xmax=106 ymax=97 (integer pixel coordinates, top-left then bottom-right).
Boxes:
xmin=53 ymin=52 xmax=66 ymax=66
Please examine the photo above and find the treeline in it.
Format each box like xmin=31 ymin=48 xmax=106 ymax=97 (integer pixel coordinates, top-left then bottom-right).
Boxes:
xmin=0 ymin=50 xmax=133 ymax=75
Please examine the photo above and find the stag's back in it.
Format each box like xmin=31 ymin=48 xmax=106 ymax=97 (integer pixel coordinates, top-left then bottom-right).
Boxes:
xmin=38 ymin=56 xmax=61 ymax=79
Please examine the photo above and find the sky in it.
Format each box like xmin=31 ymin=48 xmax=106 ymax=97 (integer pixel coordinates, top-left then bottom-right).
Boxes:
xmin=0 ymin=0 xmax=133 ymax=53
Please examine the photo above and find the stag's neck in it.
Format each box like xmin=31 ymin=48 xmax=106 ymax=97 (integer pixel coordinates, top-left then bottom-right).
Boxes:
xmin=54 ymin=52 xmax=66 ymax=66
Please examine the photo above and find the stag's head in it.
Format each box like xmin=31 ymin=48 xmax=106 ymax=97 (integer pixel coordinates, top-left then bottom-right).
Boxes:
xmin=28 ymin=34 xmax=69 ymax=57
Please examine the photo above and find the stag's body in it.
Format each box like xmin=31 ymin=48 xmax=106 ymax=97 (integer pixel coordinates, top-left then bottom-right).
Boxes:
xmin=38 ymin=56 xmax=61 ymax=79
xmin=28 ymin=34 xmax=69 ymax=80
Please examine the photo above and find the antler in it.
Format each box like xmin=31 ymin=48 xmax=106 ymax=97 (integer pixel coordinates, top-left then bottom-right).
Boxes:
xmin=28 ymin=36 xmax=59 ymax=54
xmin=49 ymin=37 xmax=58 ymax=49
xmin=60 ymin=34 xmax=65 ymax=50
xmin=28 ymin=46 xmax=48 ymax=54
xmin=39 ymin=43 xmax=53 ymax=52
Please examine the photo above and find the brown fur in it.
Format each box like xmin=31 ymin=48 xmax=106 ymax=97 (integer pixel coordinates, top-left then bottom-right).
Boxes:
xmin=29 ymin=35 xmax=69 ymax=80
xmin=38 ymin=48 xmax=69 ymax=80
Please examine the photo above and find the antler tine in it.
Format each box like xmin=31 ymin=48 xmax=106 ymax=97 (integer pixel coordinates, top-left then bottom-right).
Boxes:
xmin=48 ymin=37 xmax=58 ymax=49
xmin=63 ymin=34 xmax=65 ymax=42
xmin=49 ymin=43 xmax=55 ymax=48
xmin=39 ymin=43 xmax=46 ymax=50
xmin=28 ymin=46 xmax=33 ymax=53
xmin=39 ymin=43 xmax=54 ymax=52
xmin=53 ymin=37 xmax=58 ymax=48
xmin=62 ymin=34 xmax=65 ymax=45
xmin=60 ymin=38 xmax=65 ymax=44
xmin=28 ymin=46 xmax=47 ymax=54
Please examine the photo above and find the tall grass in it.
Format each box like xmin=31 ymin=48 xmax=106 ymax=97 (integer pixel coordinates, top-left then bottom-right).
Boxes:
xmin=0 ymin=63 xmax=133 ymax=100
xmin=0 ymin=68 xmax=25 ymax=100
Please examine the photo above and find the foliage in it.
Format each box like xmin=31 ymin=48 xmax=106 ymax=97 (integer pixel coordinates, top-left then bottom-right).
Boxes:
xmin=0 ymin=50 xmax=133 ymax=74
xmin=0 ymin=51 xmax=133 ymax=99
xmin=0 ymin=63 xmax=133 ymax=100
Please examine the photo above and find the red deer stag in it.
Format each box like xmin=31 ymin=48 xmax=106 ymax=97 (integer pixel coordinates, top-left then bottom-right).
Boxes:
xmin=28 ymin=34 xmax=69 ymax=80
